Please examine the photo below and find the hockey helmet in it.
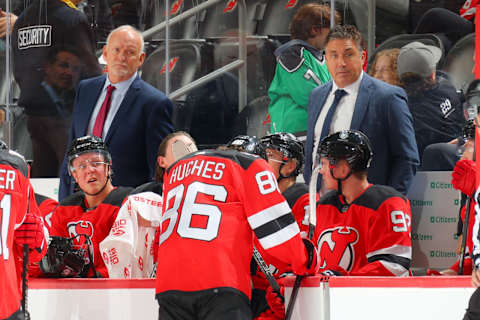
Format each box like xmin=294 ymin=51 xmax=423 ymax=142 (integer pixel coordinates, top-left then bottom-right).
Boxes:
xmin=67 ymin=135 xmax=111 ymax=174
xmin=260 ymin=132 xmax=304 ymax=176
xmin=318 ymin=130 xmax=373 ymax=172
xmin=226 ymin=135 xmax=266 ymax=159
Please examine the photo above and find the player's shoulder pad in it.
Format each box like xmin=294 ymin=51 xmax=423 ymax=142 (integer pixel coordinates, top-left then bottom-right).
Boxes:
xmin=172 ymin=149 xmax=260 ymax=171
xmin=130 ymin=181 xmax=163 ymax=196
xmin=0 ymin=150 xmax=28 ymax=177
xmin=318 ymin=190 xmax=341 ymax=206
xmin=59 ymin=191 xmax=85 ymax=207
xmin=35 ymin=193 xmax=51 ymax=206
xmin=354 ymin=185 xmax=407 ymax=211
xmin=104 ymin=187 xmax=134 ymax=206
xmin=283 ymin=183 xmax=309 ymax=208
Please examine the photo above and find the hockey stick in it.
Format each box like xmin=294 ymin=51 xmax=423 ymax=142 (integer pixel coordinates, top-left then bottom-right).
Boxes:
xmin=459 ymin=196 xmax=472 ymax=275
xmin=22 ymin=185 xmax=32 ymax=320
xmin=252 ymin=245 xmax=283 ymax=298
xmin=285 ymin=164 xmax=319 ymax=320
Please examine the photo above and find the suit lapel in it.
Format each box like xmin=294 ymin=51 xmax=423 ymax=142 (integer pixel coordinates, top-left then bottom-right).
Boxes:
xmin=104 ymin=76 xmax=141 ymax=143
xmin=79 ymin=76 xmax=106 ymax=136
xmin=350 ymin=74 xmax=371 ymax=130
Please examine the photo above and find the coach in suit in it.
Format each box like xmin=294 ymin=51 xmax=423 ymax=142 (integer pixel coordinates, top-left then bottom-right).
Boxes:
xmin=59 ymin=25 xmax=173 ymax=200
xmin=304 ymin=25 xmax=419 ymax=195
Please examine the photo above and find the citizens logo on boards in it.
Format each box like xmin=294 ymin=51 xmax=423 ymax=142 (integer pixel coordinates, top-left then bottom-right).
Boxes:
xmin=429 ymin=216 xmax=457 ymax=224
xmin=430 ymin=181 xmax=453 ymax=189
xmin=411 ymin=233 xmax=433 ymax=241
xmin=410 ymin=199 xmax=433 ymax=207
xmin=429 ymin=250 xmax=456 ymax=258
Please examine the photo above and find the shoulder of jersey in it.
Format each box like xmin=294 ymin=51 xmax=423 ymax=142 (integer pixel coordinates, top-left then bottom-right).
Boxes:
xmin=130 ymin=181 xmax=163 ymax=196
xmin=172 ymin=149 xmax=261 ymax=171
xmin=0 ymin=151 xmax=28 ymax=178
xmin=283 ymin=183 xmax=309 ymax=208
xmin=104 ymin=187 xmax=134 ymax=206
xmin=354 ymin=185 xmax=406 ymax=210
xmin=59 ymin=191 xmax=85 ymax=207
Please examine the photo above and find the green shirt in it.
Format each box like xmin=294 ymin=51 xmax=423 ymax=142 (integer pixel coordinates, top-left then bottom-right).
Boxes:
xmin=268 ymin=41 xmax=331 ymax=133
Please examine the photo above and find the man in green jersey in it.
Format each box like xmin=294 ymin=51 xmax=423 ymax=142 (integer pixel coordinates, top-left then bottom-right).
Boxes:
xmin=267 ymin=3 xmax=340 ymax=134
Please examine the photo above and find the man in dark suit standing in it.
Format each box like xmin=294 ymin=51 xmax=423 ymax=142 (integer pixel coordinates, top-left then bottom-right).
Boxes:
xmin=304 ymin=25 xmax=419 ymax=195
xmin=59 ymin=25 xmax=173 ymax=200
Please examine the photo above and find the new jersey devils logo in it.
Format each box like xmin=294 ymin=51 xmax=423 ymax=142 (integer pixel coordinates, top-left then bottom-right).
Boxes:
xmin=160 ymin=57 xmax=179 ymax=74
xmin=317 ymin=226 xmax=359 ymax=271
xmin=67 ymin=220 xmax=94 ymax=246
xmin=170 ymin=0 xmax=184 ymax=15
xmin=285 ymin=0 xmax=298 ymax=9
xmin=224 ymin=0 xmax=237 ymax=13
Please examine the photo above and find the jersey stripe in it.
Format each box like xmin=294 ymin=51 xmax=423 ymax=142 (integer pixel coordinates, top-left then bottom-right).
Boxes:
xmin=367 ymin=254 xmax=411 ymax=271
xmin=378 ymin=260 xmax=410 ymax=277
xmin=253 ymin=213 xmax=296 ymax=239
xmin=366 ymin=244 xmax=411 ymax=260
xmin=257 ymin=221 xmax=300 ymax=250
xmin=248 ymin=201 xmax=292 ymax=229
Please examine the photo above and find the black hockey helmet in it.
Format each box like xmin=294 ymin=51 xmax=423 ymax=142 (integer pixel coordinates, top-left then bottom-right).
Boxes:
xmin=319 ymin=129 xmax=373 ymax=172
xmin=67 ymin=135 xmax=111 ymax=174
xmin=260 ymin=132 xmax=304 ymax=176
xmin=226 ymin=135 xmax=266 ymax=159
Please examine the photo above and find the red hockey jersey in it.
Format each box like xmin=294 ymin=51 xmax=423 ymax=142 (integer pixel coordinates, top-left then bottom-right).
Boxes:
xmin=155 ymin=150 xmax=310 ymax=298
xmin=0 ymin=154 xmax=41 ymax=319
xmin=252 ymin=183 xmax=318 ymax=289
xmin=49 ymin=187 xmax=131 ymax=277
xmin=314 ymin=185 xmax=412 ymax=276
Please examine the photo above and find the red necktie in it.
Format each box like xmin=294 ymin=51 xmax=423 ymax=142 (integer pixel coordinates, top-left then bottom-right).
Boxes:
xmin=92 ymin=85 xmax=116 ymax=138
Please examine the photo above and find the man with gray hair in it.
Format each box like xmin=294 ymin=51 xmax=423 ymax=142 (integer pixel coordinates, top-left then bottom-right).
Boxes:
xmin=397 ymin=41 xmax=464 ymax=161
xmin=59 ymin=25 xmax=174 ymax=200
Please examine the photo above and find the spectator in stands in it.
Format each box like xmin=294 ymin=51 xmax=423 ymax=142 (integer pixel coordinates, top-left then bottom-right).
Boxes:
xmin=267 ymin=3 xmax=340 ymax=134
xmin=304 ymin=25 xmax=419 ymax=195
xmin=397 ymin=41 xmax=465 ymax=161
xmin=369 ymin=48 xmax=401 ymax=86
xmin=12 ymin=0 xmax=101 ymax=177
xmin=58 ymin=25 xmax=174 ymax=200
xmin=47 ymin=136 xmax=132 ymax=278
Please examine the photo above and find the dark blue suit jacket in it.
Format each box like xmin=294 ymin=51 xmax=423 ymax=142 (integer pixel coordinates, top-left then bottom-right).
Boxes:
xmin=304 ymin=73 xmax=419 ymax=195
xmin=59 ymin=74 xmax=173 ymax=200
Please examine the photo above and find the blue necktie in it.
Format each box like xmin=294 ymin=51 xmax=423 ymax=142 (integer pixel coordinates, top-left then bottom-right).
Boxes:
xmin=320 ymin=89 xmax=348 ymax=139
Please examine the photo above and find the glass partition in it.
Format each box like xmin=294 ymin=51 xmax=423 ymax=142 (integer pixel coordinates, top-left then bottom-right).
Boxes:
xmin=2 ymin=0 xmax=473 ymax=176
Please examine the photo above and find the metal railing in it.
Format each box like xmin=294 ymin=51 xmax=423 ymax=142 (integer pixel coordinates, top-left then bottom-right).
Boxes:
xmin=142 ymin=0 xmax=248 ymax=111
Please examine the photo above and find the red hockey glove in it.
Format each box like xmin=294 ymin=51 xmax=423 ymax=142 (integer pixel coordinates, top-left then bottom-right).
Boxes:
xmin=303 ymin=238 xmax=319 ymax=275
xmin=452 ymin=159 xmax=477 ymax=197
xmin=15 ymin=213 xmax=46 ymax=253
xmin=265 ymin=283 xmax=285 ymax=319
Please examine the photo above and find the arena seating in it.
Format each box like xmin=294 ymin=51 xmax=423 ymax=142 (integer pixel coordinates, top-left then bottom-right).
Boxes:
xmin=441 ymin=33 xmax=475 ymax=93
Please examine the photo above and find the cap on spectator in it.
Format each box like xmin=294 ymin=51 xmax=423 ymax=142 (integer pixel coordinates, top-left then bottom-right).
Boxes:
xmin=397 ymin=41 xmax=442 ymax=77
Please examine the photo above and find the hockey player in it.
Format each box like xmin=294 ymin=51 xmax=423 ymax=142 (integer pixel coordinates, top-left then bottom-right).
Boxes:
xmin=0 ymin=141 xmax=48 ymax=320
xmin=46 ymin=136 xmax=132 ymax=277
xmin=155 ymin=146 xmax=319 ymax=320
xmin=314 ymin=129 xmax=412 ymax=276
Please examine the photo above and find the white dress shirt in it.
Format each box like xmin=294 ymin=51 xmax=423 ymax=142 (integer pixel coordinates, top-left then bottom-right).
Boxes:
xmin=87 ymin=72 xmax=138 ymax=140
xmin=312 ymin=71 xmax=364 ymax=167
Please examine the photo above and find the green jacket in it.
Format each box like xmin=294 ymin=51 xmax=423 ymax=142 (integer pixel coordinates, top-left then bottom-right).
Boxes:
xmin=268 ymin=40 xmax=330 ymax=133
